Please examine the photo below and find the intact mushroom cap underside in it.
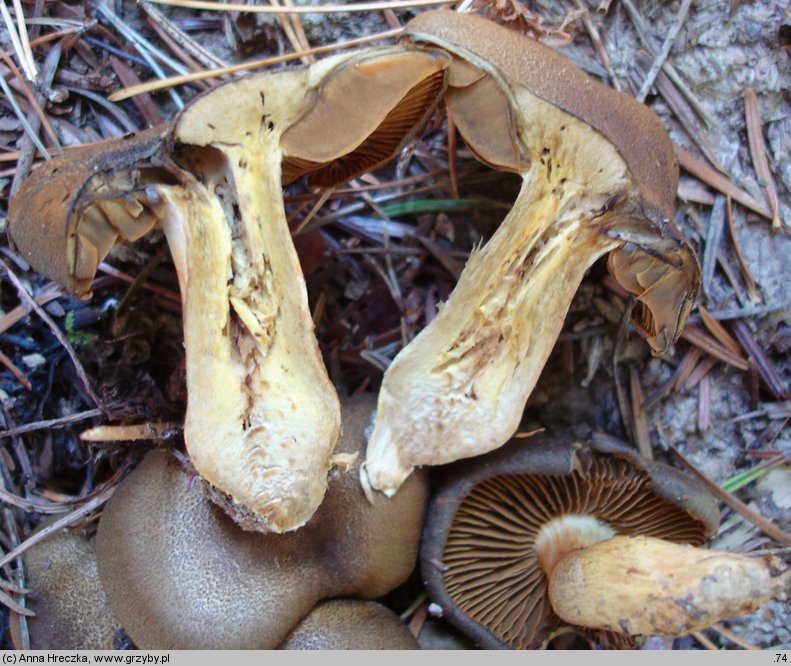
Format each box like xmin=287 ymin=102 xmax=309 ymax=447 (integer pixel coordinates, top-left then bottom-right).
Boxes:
xmin=420 ymin=437 xmax=718 ymax=649
xmin=7 ymin=126 xmax=171 ymax=299
xmin=95 ymin=396 xmax=428 ymax=649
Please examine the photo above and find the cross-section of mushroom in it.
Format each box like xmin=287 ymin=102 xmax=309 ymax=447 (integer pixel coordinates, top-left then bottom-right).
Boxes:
xmin=8 ymin=46 xmax=449 ymax=532
xmin=421 ymin=437 xmax=789 ymax=648
xmin=362 ymin=10 xmax=701 ymax=496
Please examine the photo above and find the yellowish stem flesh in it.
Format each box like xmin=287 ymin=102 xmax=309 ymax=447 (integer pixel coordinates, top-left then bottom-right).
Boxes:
xmin=159 ymin=68 xmax=343 ymax=533
xmin=547 ymin=535 xmax=790 ymax=636
xmin=363 ymin=89 xmax=632 ymax=495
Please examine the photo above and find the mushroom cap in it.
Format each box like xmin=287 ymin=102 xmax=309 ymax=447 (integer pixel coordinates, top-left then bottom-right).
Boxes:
xmin=173 ymin=45 xmax=448 ymax=189
xmin=402 ymin=10 xmax=677 ymax=224
xmin=278 ymin=600 xmax=420 ymax=649
xmin=23 ymin=524 xmax=118 ymax=649
xmin=420 ymin=437 xmax=719 ymax=649
xmin=95 ymin=395 xmax=428 ymax=649
xmin=8 ymin=126 xmax=170 ymax=299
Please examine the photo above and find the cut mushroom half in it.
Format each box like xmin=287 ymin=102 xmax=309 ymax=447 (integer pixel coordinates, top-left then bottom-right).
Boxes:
xmin=362 ymin=10 xmax=701 ymax=496
xmin=8 ymin=45 xmax=449 ymax=532
xmin=421 ymin=436 xmax=788 ymax=648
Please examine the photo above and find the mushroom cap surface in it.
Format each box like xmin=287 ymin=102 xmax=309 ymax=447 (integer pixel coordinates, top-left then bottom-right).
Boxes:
xmin=403 ymin=10 xmax=677 ymax=224
xmin=95 ymin=395 xmax=428 ymax=649
xmin=278 ymin=600 xmax=420 ymax=649
xmin=8 ymin=126 xmax=170 ymax=299
xmin=24 ymin=524 xmax=118 ymax=649
xmin=420 ymin=437 xmax=719 ymax=649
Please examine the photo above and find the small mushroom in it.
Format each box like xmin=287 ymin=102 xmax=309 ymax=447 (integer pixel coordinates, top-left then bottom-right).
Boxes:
xmin=23 ymin=523 xmax=119 ymax=649
xmin=421 ymin=437 xmax=787 ymax=648
xmin=94 ymin=395 xmax=428 ymax=649
xmin=362 ymin=10 xmax=700 ymax=495
xmin=8 ymin=46 xmax=448 ymax=532
xmin=278 ymin=600 xmax=420 ymax=649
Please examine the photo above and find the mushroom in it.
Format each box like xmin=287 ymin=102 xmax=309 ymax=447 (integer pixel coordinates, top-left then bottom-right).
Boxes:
xmin=8 ymin=45 xmax=448 ymax=532
xmin=278 ymin=600 xmax=420 ymax=649
xmin=94 ymin=394 xmax=429 ymax=649
xmin=362 ymin=10 xmax=700 ymax=495
xmin=23 ymin=522 xmax=119 ymax=649
xmin=421 ymin=436 xmax=788 ymax=648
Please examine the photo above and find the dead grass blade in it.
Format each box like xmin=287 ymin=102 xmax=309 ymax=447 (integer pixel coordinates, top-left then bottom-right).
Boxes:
xmin=0 ymin=260 xmax=104 ymax=410
xmin=691 ymin=631 xmax=718 ymax=650
xmin=725 ymin=197 xmax=761 ymax=303
xmin=711 ymin=624 xmax=759 ymax=650
xmin=139 ymin=0 xmax=228 ymax=70
xmin=683 ymin=355 xmax=717 ymax=392
xmin=635 ymin=0 xmax=692 ymax=102
xmin=149 ymin=0 xmax=455 ymax=13
xmin=572 ymin=0 xmax=621 ymax=91
xmin=0 ymin=408 xmax=104 ymax=439
xmin=661 ymin=436 xmax=791 ymax=545
xmin=0 ymin=488 xmax=65 ymax=514
xmin=744 ymin=87 xmax=781 ymax=230
xmin=0 ymin=47 xmax=61 ymax=151
xmin=0 ymin=349 xmax=31 ymax=391
xmin=629 ymin=367 xmax=652 ymax=459
xmin=109 ymin=27 xmax=403 ymax=101
xmin=680 ymin=324 xmax=749 ymax=371
xmin=0 ymin=588 xmax=33 ymax=617
xmin=701 ymin=195 xmax=726 ymax=297
xmin=0 ymin=486 xmax=115 ymax=570
xmin=8 ymin=43 xmax=62 ymax=197
xmin=730 ymin=319 xmax=790 ymax=399
xmin=673 ymin=346 xmax=702 ymax=391
xmin=674 ymin=145 xmax=773 ymax=219
xmin=648 ymin=64 xmax=724 ymax=173
xmin=697 ymin=373 xmax=711 ymax=432
xmin=0 ymin=0 xmax=35 ymax=80
xmin=109 ymin=56 xmax=164 ymax=127
xmin=620 ymin=0 xmax=714 ymax=126
xmin=699 ymin=305 xmax=741 ymax=355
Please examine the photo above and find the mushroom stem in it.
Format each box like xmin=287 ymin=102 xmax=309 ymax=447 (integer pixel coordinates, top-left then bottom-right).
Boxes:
xmin=363 ymin=102 xmax=629 ymax=494
xmin=534 ymin=515 xmax=615 ymax=577
xmin=158 ymin=130 xmax=341 ymax=533
xmin=547 ymin=535 xmax=791 ymax=636
xmin=361 ymin=11 xmax=700 ymax=496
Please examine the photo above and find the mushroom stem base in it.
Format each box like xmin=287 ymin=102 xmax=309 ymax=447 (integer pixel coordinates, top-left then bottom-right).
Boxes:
xmin=547 ymin=534 xmax=790 ymax=636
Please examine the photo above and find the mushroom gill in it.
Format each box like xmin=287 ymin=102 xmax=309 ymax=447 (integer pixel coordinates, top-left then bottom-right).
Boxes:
xmin=432 ymin=443 xmax=710 ymax=648
xmin=422 ymin=437 xmax=789 ymax=648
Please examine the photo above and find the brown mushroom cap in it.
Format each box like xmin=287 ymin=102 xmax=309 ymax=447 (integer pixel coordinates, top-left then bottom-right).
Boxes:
xmin=420 ymin=437 xmax=719 ymax=649
xmin=7 ymin=126 xmax=170 ymax=299
xmin=403 ymin=10 xmax=678 ymax=222
xmin=278 ymin=600 xmax=420 ymax=649
xmin=95 ymin=394 xmax=428 ymax=649
xmin=23 ymin=524 xmax=119 ymax=649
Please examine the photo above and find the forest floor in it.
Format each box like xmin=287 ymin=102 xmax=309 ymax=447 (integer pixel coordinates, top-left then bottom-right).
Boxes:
xmin=0 ymin=0 xmax=789 ymax=651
